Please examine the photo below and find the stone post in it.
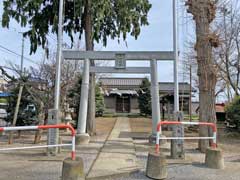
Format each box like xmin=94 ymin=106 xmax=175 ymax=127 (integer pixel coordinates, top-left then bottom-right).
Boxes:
xmin=171 ymin=111 xmax=185 ymax=159
xmin=47 ymin=109 xmax=59 ymax=155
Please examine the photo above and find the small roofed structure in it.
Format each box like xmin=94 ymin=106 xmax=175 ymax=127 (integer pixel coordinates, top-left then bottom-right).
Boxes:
xmin=100 ymin=78 xmax=143 ymax=90
xmin=215 ymin=103 xmax=226 ymax=121
xmin=159 ymin=82 xmax=195 ymax=118
xmin=99 ymin=77 xmax=195 ymax=115
xmin=194 ymin=102 xmax=226 ymax=122
xmin=100 ymin=78 xmax=141 ymax=113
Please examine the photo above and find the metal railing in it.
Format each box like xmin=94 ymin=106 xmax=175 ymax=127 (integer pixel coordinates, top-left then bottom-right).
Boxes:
xmin=155 ymin=121 xmax=217 ymax=153
xmin=0 ymin=124 xmax=76 ymax=160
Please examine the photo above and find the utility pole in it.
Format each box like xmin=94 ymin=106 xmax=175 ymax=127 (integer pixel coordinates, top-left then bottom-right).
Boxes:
xmin=8 ymin=34 xmax=24 ymax=144
xmin=171 ymin=0 xmax=184 ymax=159
xmin=47 ymin=0 xmax=64 ymax=153
xmin=173 ymin=0 xmax=179 ymax=113
xmin=54 ymin=0 xmax=64 ymax=113
xmin=189 ymin=65 xmax=192 ymax=122
xmin=20 ymin=36 xmax=24 ymax=75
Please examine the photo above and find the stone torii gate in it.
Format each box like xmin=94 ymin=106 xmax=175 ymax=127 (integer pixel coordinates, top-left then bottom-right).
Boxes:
xmin=62 ymin=50 xmax=174 ymax=144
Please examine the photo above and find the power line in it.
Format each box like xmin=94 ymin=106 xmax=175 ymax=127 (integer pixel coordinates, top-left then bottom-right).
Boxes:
xmin=0 ymin=47 xmax=15 ymax=56
xmin=0 ymin=44 xmax=39 ymax=65
xmin=48 ymin=34 xmax=72 ymax=48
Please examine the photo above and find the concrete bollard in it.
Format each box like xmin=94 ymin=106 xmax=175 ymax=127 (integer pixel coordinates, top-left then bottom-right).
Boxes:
xmin=62 ymin=157 xmax=85 ymax=180
xmin=205 ymin=148 xmax=224 ymax=169
xmin=75 ymin=133 xmax=90 ymax=145
xmin=146 ymin=152 xmax=167 ymax=179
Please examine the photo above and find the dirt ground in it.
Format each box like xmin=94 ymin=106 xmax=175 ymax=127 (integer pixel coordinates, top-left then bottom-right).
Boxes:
xmin=0 ymin=117 xmax=116 ymax=180
xmin=0 ymin=117 xmax=240 ymax=180
xmin=125 ymin=118 xmax=240 ymax=180
xmin=129 ymin=117 xmax=240 ymax=155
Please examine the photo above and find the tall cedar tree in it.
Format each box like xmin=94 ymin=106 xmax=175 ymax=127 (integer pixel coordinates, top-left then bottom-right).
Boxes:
xmin=138 ymin=78 xmax=151 ymax=116
xmin=68 ymin=75 xmax=104 ymax=124
xmin=186 ymin=0 xmax=219 ymax=152
xmin=2 ymin=0 xmax=152 ymax=135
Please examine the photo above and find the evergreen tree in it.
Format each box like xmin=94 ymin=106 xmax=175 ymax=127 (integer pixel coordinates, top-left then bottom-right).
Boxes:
xmin=2 ymin=0 xmax=152 ymax=134
xmin=7 ymin=84 xmax=38 ymax=126
xmin=138 ymin=78 xmax=151 ymax=116
xmin=225 ymin=96 xmax=240 ymax=131
xmin=68 ymin=75 xmax=82 ymax=122
xmin=95 ymin=84 xmax=104 ymax=117
xmin=2 ymin=0 xmax=152 ymax=54
xmin=68 ymin=76 xmax=105 ymax=120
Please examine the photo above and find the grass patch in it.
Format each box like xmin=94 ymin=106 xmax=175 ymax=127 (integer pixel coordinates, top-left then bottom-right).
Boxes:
xmin=0 ymin=98 xmax=8 ymax=104
xmin=184 ymin=114 xmax=199 ymax=121
xmin=102 ymin=113 xmax=118 ymax=118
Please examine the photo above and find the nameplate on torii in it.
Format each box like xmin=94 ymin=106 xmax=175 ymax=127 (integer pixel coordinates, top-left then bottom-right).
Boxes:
xmin=115 ymin=53 xmax=126 ymax=69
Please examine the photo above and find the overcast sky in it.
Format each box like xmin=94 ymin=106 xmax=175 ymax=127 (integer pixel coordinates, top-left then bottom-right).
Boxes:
xmin=0 ymin=0 xmax=193 ymax=82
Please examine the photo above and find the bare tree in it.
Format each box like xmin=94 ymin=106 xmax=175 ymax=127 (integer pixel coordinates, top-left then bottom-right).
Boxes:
xmin=27 ymin=50 xmax=81 ymax=143
xmin=30 ymin=52 xmax=80 ymax=108
xmin=214 ymin=1 xmax=240 ymax=100
xmin=186 ymin=0 xmax=219 ymax=152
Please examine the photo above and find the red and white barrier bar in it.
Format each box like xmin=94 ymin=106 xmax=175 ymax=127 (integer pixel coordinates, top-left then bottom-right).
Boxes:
xmin=0 ymin=124 xmax=76 ymax=160
xmin=155 ymin=121 xmax=217 ymax=153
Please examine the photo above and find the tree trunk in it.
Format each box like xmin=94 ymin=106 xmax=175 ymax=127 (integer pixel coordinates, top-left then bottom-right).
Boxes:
xmin=186 ymin=0 xmax=217 ymax=152
xmin=34 ymin=102 xmax=45 ymax=144
xmin=84 ymin=0 xmax=96 ymax=135
xmin=8 ymin=84 xmax=23 ymax=144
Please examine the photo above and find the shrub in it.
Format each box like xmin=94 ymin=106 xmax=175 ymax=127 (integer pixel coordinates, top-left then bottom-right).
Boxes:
xmin=6 ymin=85 xmax=38 ymax=126
xmin=0 ymin=98 xmax=7 ymax=104
xmin=225 ymin=96 xmax=240 ymax=130
xmin=68 ymin=75 xmax=105 ymax=119
xmin=95 ymin=84 xmax=105 ymax=117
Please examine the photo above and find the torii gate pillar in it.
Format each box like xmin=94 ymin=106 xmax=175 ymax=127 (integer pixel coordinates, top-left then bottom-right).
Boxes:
xmin=75 ymin=59 xmax=90 ymax=145
xmin=150 ymin=59 xmax=161 ymax=138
